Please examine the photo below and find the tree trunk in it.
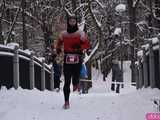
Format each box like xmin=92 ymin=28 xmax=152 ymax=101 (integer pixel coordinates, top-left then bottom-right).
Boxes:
xmin=41 ymin=18 xmax=52 ymax=60
xmin=22 ymin=0 xmax=27 ymax=49
xmin=127 ymin=0 xmax=137 ymax=83
xmin=155 ymin=0 xmax=160 ymax=30
xmin=6 ymin=0 xmax=22 ymax=44
xmin=0 ymin=0 xmax=5 ymax=44
xmin=0 ymin=17 xmax=2 ymax=44
xmin=71 ymin=0 xmax=77 ymax=12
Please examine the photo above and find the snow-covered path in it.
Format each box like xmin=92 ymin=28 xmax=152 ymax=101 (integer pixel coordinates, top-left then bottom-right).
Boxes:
xmin=0 ymin=61 xmax=159 ymax=120
xmin=0 ymin=84 xmax=159 ymax=120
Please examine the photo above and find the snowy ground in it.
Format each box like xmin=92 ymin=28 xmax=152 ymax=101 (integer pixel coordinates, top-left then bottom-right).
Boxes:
xmin=0 ymin=61 xmax=159 ymax=120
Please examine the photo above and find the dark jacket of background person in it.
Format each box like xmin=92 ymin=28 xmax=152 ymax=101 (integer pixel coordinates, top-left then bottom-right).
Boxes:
xmin=112 ymin=60 xmax=123 ymax=82
xmin=48 ymin=52 xmax=61 ymax=89
xmin=53 ymin=60 xmax=62 ymax=89
xmin=53 ymin=60 xmax=62 ymax=78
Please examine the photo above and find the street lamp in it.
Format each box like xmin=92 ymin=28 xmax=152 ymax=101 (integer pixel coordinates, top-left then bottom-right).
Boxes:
xmin=115 ymin=3 xmax=126 ymax=87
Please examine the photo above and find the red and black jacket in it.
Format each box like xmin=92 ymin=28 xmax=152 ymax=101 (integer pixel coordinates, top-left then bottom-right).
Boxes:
xmin=56 ymin=30 xmax=90 ymax=54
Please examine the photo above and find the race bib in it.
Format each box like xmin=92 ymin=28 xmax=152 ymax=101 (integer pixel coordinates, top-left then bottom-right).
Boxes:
xmin=65 ymin=54 xmax=79 ymax=64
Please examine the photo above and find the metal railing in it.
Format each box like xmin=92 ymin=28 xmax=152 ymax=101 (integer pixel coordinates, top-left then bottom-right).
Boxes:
xmin=136 ymin=35 xmax=160 ymax=89
xmin=0 ymin=44 xmax=54 ymax=91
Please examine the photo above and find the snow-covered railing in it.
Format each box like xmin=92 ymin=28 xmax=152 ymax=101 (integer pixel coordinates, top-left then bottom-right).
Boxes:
xmin=0 ymin=44 xmax=54 ymax=91
xmin=136 ymin=34 xmax=160 ymax=89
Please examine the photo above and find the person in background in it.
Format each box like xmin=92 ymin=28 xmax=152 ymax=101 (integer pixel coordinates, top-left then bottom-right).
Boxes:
xmin=111 ymin=59 xmax=122 ymax=93
xmin=56 ymin=15 xmax=90 ymax=109
xmin=49 ymin=42 xmax=62 ymax=92
xmin=79 ymin=63 xmax=88 ymax=94
xmin=53 ymin=57 xmax=62 ymax=92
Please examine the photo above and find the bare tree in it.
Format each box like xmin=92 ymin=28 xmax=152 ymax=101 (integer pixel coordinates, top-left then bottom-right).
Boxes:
xmin=0 ymin=0 xmax=5 ymax=44
xmin=22 ymin=0 xmax=27 ymax=49
xmin=127 ymin=0 xmax=140 ymax=82
xmin=5 ymin=0 xmax=22 ymax=44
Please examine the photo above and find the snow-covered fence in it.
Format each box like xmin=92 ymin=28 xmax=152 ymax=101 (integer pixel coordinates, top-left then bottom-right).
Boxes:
xmin=136 ymin=35 xmax=160 ymax=89
xmin=0 ymin=44 xmax=53 ymax=91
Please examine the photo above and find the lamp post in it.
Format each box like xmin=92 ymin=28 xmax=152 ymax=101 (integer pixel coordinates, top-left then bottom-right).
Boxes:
xmin=115 ymin=4 xmax=126 ymax=87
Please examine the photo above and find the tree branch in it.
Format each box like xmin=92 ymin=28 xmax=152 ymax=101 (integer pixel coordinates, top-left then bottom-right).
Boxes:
xmin=5 ymin=0 xmax=22 ymax=44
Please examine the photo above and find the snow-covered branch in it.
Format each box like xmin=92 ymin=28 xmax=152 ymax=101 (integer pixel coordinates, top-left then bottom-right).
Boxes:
xmin=5 ymin=0 xmax=22 ymax=44
xmin=64 ymin=7 xmax=73 ymax=16
xmin=2 ymin=3 xmax=44 ymax=25
xmin=139 ymin=0 xmax=160 ymax=21
xmin=74 ymin=3 xmax=88 ymax=13
xmin=133 ymin=0 xmax=140 ymax=8
xmin=94 ymin=14 xmax=102 ymax=28
xmin=148 ymin=26 xmax=160 ymax=31
xmin=84 ymin=42 xmax=99 ymax=63
xmin=89 ymin=5 xmax=102 ymax=28
xmin=94 ymin=0 xmax=106 ymax=9
xmin=87 ymin=0 xmax=102 ymax=29
xmin=136 ymin=20 xmax=148 ymax=32
xmin=139 ymin=0 xmax=150 ymax=11
xmin=3 ymin=19 xmax=38 ymax=31
xmin=78 ymin=19 xmax=86 ymax=31
xmin=153 ymin=11 xmax=160 ymax=21
xmin=24 ymin=11 xmax=43 ymax=25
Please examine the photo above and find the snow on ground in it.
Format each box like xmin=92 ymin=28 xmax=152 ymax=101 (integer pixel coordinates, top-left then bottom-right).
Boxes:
xmin=0 ymin=61 xmax=159 ymax=120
